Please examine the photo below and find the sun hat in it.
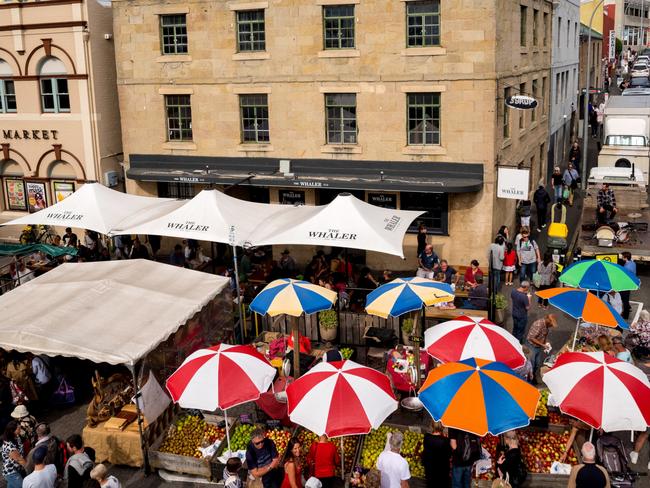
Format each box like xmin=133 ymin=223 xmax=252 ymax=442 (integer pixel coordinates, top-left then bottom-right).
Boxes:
xmin=10 ymin=405 xmax=29 ymax=418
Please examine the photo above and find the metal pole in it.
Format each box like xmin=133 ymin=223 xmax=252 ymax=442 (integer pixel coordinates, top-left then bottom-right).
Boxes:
xmin=129 ymin=363 xmax=150 ymax=473
xmin=642 ymin=0 xmax=646 ymax=48
xmin=292 ymin=315 xmax=301 ymax=377
xmin=224 ymin=409 xmax=231 ymax=453
xmin=232 ymin=245 xmax=245 ymax=343
xmin=582 ymin=0 xmax=607 ymax=188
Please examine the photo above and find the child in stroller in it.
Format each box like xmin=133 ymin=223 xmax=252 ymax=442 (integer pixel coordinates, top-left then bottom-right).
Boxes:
xmin=596 ymin=433 xmax=640 ymax=487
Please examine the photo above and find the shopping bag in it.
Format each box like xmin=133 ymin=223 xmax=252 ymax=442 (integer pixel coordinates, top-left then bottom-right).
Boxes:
xmin=532 ymin=272 xmax=542 ymax=288
xmin=491 ymin=474 xmax=511 ymax=488
xmin=51 ymin=377 xmax=75 ymax=406
xmin=550 ymin=461 xmax=571 ymax=474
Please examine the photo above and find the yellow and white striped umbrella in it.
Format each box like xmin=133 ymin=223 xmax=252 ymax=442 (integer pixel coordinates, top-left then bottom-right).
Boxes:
xmin=249 ymin=278 xmax=337 ymax=317
xmin=365 ymin=277 xmax=454 ymax=319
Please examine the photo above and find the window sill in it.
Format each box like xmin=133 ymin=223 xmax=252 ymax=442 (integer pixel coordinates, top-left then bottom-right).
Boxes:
xmin=529 ymin=121 xmax=538 ymax=130
xmin=316 ymin=0 xmax=359 ymax=4
xmin=40 ymin=112 xmax=72 ymax=117
xmin=520 ymin=47 xmax=528 ymax=54
xmin=320 ymin=144 xmax=362 ymax=154
xmin=519 ymin=127 xmax=527 ymax=136
xmin=401 ymin=46 xmax=446 ymax=57
xmin=402 ymin=145 xmax=446 ymax=155
xmin=237 ymin=144 xmax=273 ymax=152
xmin=156 ymin=55 xmax=193 ymax=63
xmin=502 ymin=138 xmax=512 ymax=149
xmin=318 ymin=49 xmax=360 ymax=58
xmin=232 ymin=52 xmax=270 ymax=61
xmin=162 ymin=141 xmax=197 ymax=150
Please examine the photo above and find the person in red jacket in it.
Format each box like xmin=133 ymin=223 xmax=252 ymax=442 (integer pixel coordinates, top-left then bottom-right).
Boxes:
xmin=307 ymin=435 xmax=341 ymax=488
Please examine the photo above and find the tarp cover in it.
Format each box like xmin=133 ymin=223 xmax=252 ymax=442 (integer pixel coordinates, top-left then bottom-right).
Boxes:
xmin=0 ymin=260 xmax=229 ymax=365
xmin=0 ymin=243 xmax=78 ymax=258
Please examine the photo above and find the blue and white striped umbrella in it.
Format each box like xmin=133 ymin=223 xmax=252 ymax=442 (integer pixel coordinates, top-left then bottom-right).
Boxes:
xmin=250 ymin=278 xmax=337 ymax=317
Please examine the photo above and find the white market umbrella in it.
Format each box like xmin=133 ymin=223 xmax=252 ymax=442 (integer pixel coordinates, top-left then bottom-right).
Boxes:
xmin=0 ymin=182 xmax=183 ymax=235
xmin=254 ymin=193 xmax=424 ymax=257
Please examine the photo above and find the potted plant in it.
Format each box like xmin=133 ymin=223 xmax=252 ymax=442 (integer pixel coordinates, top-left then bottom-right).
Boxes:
xmin=318 ymin=309 xmax=338 ymax=343
xmin=401 ymin=317 xmax=415 ymax=346
xmin=494 ymin=293 xmax=507 ymax=324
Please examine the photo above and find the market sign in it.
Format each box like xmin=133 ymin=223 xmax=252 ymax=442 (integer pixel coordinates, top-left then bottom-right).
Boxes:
xmin=497 ymin=167 xmax=530 ymax=200
xmin=367 ymin=192 xmax=397 ymax=209
xmin=596 ymin=253 xmax=619 ymax=263
xmin=505 ymin=95 xmax=538 ymax=110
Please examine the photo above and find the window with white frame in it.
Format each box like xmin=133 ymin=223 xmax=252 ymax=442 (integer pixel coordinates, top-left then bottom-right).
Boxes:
xmin=38 ymin=57 xmax=69 ymax=113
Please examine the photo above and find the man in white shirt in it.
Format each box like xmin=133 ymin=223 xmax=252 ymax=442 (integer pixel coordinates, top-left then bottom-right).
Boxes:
xmin=376 ymin=431 xmax=410 ymax=488
xmin=23 ymin=446 xmax=57 ymax=488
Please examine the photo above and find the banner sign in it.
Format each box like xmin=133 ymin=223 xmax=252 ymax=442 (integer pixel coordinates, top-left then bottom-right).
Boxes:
xmin=609 ymin=30 xmax=616 ymax=61
xmin=497 ymin=167 xmax=530 ymax=200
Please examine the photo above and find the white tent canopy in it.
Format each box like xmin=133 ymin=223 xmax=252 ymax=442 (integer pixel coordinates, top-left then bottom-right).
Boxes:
xmin=0 ymin=183 xmax=184 ymax=235
xmin=0 ymin=260 xmax=229 ymax=365
xmin=254 ymin=193 xmax=424 ymax=258
xmin=111 ymin=189 xmax=289 ymax=246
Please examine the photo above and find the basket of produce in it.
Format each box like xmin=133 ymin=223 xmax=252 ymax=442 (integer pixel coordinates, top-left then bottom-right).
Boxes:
xmin=148 ymin=413 xmax=227 ymax=479
xmin=357 ymin=425 xmax=425 ymax=479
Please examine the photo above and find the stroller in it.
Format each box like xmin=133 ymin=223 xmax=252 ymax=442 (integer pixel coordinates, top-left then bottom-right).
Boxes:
xmin=547 ymin=202 xmax=569 ymax=265
xmin=596 ymin=433 xmax=639 ymax=487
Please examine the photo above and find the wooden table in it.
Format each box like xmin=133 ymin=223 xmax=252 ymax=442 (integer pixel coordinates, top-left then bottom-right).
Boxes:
xmin=83 ymin=419 xmax=146 ymax=467
xmin=425 ymin=307 xmax=488 ymax=320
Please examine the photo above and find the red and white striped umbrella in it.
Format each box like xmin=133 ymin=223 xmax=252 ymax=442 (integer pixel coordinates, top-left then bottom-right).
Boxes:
xmin=286 ymin=360 xmax=398 ymax=437
xmin=424 ymin=315 xmax=526 ymax=369
xmin=166 ymin=343 xmax=276 ymax=411
xmin=543 ymin=351 xmax=650 ymax=432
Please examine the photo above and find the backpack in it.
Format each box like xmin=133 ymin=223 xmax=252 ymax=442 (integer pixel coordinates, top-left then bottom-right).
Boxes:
xmin=459 ymin=432 xmax=481 ymax=464
xmin=596 ymin=434 xmax=629 ymax=475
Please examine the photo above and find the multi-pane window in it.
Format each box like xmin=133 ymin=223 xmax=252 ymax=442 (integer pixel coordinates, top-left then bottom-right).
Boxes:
xmin=325 ymin=94 xmax=357 ymax=144
xmin=323 ymin=5 xmax=355 ymax=49
xmin=520 ymin=6 xmax=527 ymax=47
xmin=532 ymin=78 xmax=538 ymax=122
xmin=407 ymin=93 xmax=440 ymax=145
xmin=402 ymin=193 xmax=448 ymax=234
xmin=542 ymin=76 xmax=547 ymax=114
xmin=533 ymin=9 xmax=539 ymax=45
xmin=160 ymin=15 xmax=188 ymax=55
xmin=40 ymin=79 xmax=69 ymax=113
xmin=543 ymin=13 xmax=549 ymax=46
xmin=165 ymin=95 xmax=193 ymax=141
xmin=237 ymin=10 xmax=266 ymax=52
xmin=0 ymin=80 xmax=16 ymax=113
xmin=503 ymin=87 xmax=510 ymax=138
xmin=406 ymin=1 xmax=440 ymax=47
xmin=240 ymin=94 xmax=270 ymax=143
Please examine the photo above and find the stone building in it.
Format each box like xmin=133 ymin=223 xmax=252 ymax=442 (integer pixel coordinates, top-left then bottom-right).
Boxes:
xmin=0 ymin=0 xmax=122 ymax=219
xmin=113 ymin=0 xmax=551 ymax=270
xmin=549 ymin=0 xmax=580 ymax=175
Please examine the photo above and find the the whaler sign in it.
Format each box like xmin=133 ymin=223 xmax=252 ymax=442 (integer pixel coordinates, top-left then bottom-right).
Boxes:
xmin=497 ymin=167 xmax=530 ymax=200
xmin=505 ymin=95 xmax=538 ymax=110
xmin=167 ymin=221 xmax=210 ymax=232
xmin=308 ymin=229 xmax=357 ymax=241
xmin=46 ymin=210 xmax=83 ymax=221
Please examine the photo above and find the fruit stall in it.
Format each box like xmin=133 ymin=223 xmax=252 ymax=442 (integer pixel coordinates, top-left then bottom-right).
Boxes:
xmin=356 ymin=424 xmax=426 ymax=481
xmin=149 ymin=415 xmax=295 ymax=481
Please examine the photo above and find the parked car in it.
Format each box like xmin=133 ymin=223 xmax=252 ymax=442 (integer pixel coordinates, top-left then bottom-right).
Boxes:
xmin=622 ymin=87 xmax=650 ymax=96
xmin=630 ymin=63 xmax=650 ymax=77
xmin=626 ymin=77 xmax=650 ymax=89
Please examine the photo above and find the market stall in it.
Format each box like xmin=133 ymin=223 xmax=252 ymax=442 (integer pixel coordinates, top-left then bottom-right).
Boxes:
xmin=0 ymin=259 xmax=231 ymax=468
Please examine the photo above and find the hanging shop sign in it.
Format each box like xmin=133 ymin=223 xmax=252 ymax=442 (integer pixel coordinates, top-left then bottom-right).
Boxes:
xmin=497 ymin=167 xmax=530 ymax=200
xmin=505 ymin=95 xmax=538 ymax=110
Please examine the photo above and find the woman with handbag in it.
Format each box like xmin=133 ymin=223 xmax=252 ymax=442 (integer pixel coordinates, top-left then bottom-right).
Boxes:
xmin=1 ymin=420 xmax=26 ymax=488
xmin=495 ymin=431 xmax=526 ymax=488
xmin=307 ymin=435 xmax=340 ymax=488
xmin=281 ymin=439 xmax=303 ymax=488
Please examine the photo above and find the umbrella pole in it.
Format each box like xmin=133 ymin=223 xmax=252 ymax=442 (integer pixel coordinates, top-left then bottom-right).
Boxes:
xmin=292 ymin=315 xmax=301 ymax=377
xmin=589 ymin=427 xmax=594 ymax=443
xmin=232 ymin=245 xmax=245 ymax=344
xmin=571 ymin=318 xmax=581 ymax=351
xmin=414 ymin=307 xmax=423 ymax=387
xmin=340 ymin=437 xmax=345 ymax=481
xmin=225 ymin=408 xmax=232 ymax=453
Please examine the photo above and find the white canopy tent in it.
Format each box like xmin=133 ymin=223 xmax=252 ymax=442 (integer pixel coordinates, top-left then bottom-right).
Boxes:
xmin=254 ymin=193 xmax=424 ymax=258
xmin=111 ymin=189 xmax=289 ymax=246
xmin=0 ymin=259 xmax=229 ymax=365
xmin=0 ymin=183 xmax=184 ymax=235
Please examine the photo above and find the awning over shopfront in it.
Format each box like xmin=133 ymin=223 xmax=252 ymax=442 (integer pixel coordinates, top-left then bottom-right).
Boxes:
xmin=126 ymin=154 xmax=484 ymax=193
xmin=0 ymin=259 xmax=229 ymax=365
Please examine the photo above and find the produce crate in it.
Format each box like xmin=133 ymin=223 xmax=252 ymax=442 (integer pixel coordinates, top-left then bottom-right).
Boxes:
xmin=474 ymin=424 xmax=581 ymax=488
xmin=355 ymin=423 xmax=426 ymax=480
xmin=148 ymin=412 xmax=228 ymax=480
xmin=294 ymin=428 xmax=362 ymax=478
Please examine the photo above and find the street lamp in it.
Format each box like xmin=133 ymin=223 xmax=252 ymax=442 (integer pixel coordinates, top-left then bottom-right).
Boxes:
xmin=581 ymin=0 xmax=607 ymax=187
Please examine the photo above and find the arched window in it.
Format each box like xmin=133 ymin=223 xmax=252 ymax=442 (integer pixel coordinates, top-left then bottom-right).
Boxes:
xmin=37 ymin=56 xmax=69 ymax=113
xmin=0 ymin=59 xmax=16 ymax=113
